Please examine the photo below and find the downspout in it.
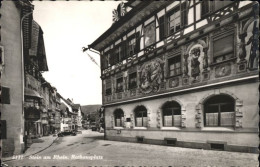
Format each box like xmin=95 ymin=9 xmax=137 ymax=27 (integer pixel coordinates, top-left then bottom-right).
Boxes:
xmin=20 ymin=11 xmax=33 ymax=149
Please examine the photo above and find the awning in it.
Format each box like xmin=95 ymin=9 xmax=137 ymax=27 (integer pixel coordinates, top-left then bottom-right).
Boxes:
xmin=25 ymin=88 xmax=43 ymax=99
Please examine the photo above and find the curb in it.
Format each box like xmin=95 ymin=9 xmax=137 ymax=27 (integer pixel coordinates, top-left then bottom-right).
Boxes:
xmin=2 ymin=136 xmax=59 ymax=162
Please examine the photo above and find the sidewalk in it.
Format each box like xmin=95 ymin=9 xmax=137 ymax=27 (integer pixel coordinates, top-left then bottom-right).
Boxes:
xmin=2 ymin=135 xmax=58 ymax=162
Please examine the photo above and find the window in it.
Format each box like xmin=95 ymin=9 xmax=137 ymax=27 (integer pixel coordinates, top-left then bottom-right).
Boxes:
xmin=144 ymin=22 xmax=156 ymax=47
xmin=113 ymin=43 xmax=126 ymax=64
xmin=168 ymin=56 xmax=181 ymax=77
xmin=0 ymin=86 xmax=10 ymax=104
xmin=167 ymin=8 xmax=181 ymax=35
xmin=102 ymin=52 xmax=110 ymax=69
xmin=204 ymin=95 xmax=235 ymax=127
xmin=127 ymin=33 xmax=140 ymax=57
xmin=128 ymin=72 xmax=137 ymax=89
xmin=114 ymin=109 xmax=124 ymax=127
xmin=213 ymin=34 xmax=234 ymax=63
xmin=165 ymin=2 xmax=187 ymax=36
xmin=213 ymin=1 xmax=233 ymax=12
xmin=105 ymin=79 xmax=112 ymax=95
xmin=162 ymin=101 xmax=181 ymax=127
xmin=134 ymin=106 xmax=147 ymax=127
xmin=116 ymin=77 xmax=123 ymax=93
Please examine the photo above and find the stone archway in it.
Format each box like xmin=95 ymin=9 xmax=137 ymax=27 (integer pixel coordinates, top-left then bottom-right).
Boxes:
xmin=195 ymin=90 xmax=243 ymax=128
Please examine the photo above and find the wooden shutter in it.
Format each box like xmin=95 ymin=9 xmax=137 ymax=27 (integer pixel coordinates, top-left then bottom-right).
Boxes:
xmin=0 ymin=86 xmax=10 ymax=104
xmin=1 ymin=120 xmax=7 ymax=139
xmin=135 ymin=32 xmax=140 ymax=53
xmin=181 ymin=2 xmax=188 ymax=27
xmin=159 ymin=16 xmax=165 ymax=40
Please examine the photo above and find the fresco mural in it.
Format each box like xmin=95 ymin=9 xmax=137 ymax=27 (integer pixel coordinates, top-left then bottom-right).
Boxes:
xmin=245 ymin=19 xmax=259 ymax=70
xmin=187 ymin=44 xmax=204 ymax=82
xmin=139 ymin=58 xmax=164 ymax=94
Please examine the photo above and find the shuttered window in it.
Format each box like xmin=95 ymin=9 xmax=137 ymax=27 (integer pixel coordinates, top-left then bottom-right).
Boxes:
xmin=213 ymin=34 xmax=234 ymax=63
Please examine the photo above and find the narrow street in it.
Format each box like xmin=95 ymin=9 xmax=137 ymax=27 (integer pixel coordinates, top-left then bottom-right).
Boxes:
xmin=5 ymin=130 xmax=258 ymax=166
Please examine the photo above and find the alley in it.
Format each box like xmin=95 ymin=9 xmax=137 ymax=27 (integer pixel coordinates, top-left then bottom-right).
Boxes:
xmin=5 ymin=130 xmax=258 ymax=167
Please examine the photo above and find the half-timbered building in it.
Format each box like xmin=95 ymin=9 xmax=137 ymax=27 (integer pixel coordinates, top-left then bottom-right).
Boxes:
xmin=90 ymin=1 xmax=259 ymax=153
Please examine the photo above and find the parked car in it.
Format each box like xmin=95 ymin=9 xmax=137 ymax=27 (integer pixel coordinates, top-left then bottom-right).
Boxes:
xmin=58 ymin=130 xmax=76 ymax=137
xmin=90 ymin=122 xmax=97 ymax=131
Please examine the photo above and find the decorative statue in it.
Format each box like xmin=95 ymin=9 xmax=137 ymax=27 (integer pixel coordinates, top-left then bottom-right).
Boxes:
xmin=190 ymin=47 xmax=201 ymax=79
xmin=246 ymin=20 xmax=259 ymax=70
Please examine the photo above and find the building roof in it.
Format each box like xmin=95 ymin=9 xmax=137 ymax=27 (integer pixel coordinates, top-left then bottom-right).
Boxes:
xmin=72 ymin=104 xmax=81 ymax=111
xmin=89 ymin=1 xmax=169 ymax=51
xmin=89 ymin=1 xmax=152 ymax=51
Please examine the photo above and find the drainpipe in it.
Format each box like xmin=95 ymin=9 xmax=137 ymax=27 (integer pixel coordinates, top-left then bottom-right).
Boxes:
xmin=20 ymin=11 xmax=33 ymax=150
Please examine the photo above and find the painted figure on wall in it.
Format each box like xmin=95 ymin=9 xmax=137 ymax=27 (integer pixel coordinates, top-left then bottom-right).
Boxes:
xmin=190 ymin=47 xmax=201 ymax=79
xmin=246 ymin=20 xmax=259 ymax=70
xmin=140 ymin=59 xmax=163 ymax=94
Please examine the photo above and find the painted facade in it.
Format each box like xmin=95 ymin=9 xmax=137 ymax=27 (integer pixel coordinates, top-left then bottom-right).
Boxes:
xmin=90 ymin=1 xmax=259 ymax=153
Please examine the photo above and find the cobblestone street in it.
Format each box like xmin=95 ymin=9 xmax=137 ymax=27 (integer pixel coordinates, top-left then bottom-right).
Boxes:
xmin=4 ymin=130 xmax=258 ymax=167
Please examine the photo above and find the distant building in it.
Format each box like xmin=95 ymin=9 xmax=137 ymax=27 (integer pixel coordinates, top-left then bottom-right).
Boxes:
xmin=90 ymin=1 xmax=259 ymax=153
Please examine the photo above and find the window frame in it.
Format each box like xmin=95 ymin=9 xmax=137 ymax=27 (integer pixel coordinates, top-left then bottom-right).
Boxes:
xmin=116 ymin=77 xmax=124 ymax=93
xmin=168 ymin=55 xmax=182 ymax=77
xmin=203 ymin=95 xmax=235 ymax=127
xmin=114 ymin=109 xmax=124 ymax=127
xmin=105 ymin=79 xmax=112 ymax=96
xmin=128 ymin=72 xmax=137 ymax=90
xmin=162 ymin=101 xmax=181 ymax=127
xmin=212 ymin=32 xmax=235 ymax=64
xmin=134 ymin=106 xmax=148 ymax=127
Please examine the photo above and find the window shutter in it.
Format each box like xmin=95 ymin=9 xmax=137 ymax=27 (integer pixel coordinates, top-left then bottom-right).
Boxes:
xmin=120 ymin=41 xmax=127 ymax=60
xmin=1 ymin=120 xmax=7 ymax=139
xmin=135 ymin=32 xmax=140 ymax=53
xmin=201 ymin=0 xmax=210 ymax=17
xmin=159 ymin=16 xmax=165 ymax=40
xmin=0 ymin=86 xmax=10 ymax=104
xmin=181 ymin=2 xmax=188 ymax=27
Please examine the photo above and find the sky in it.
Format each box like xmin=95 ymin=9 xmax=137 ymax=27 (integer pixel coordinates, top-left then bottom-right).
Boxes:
xmin=32 ymin=1 xmax=122 ymax=105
